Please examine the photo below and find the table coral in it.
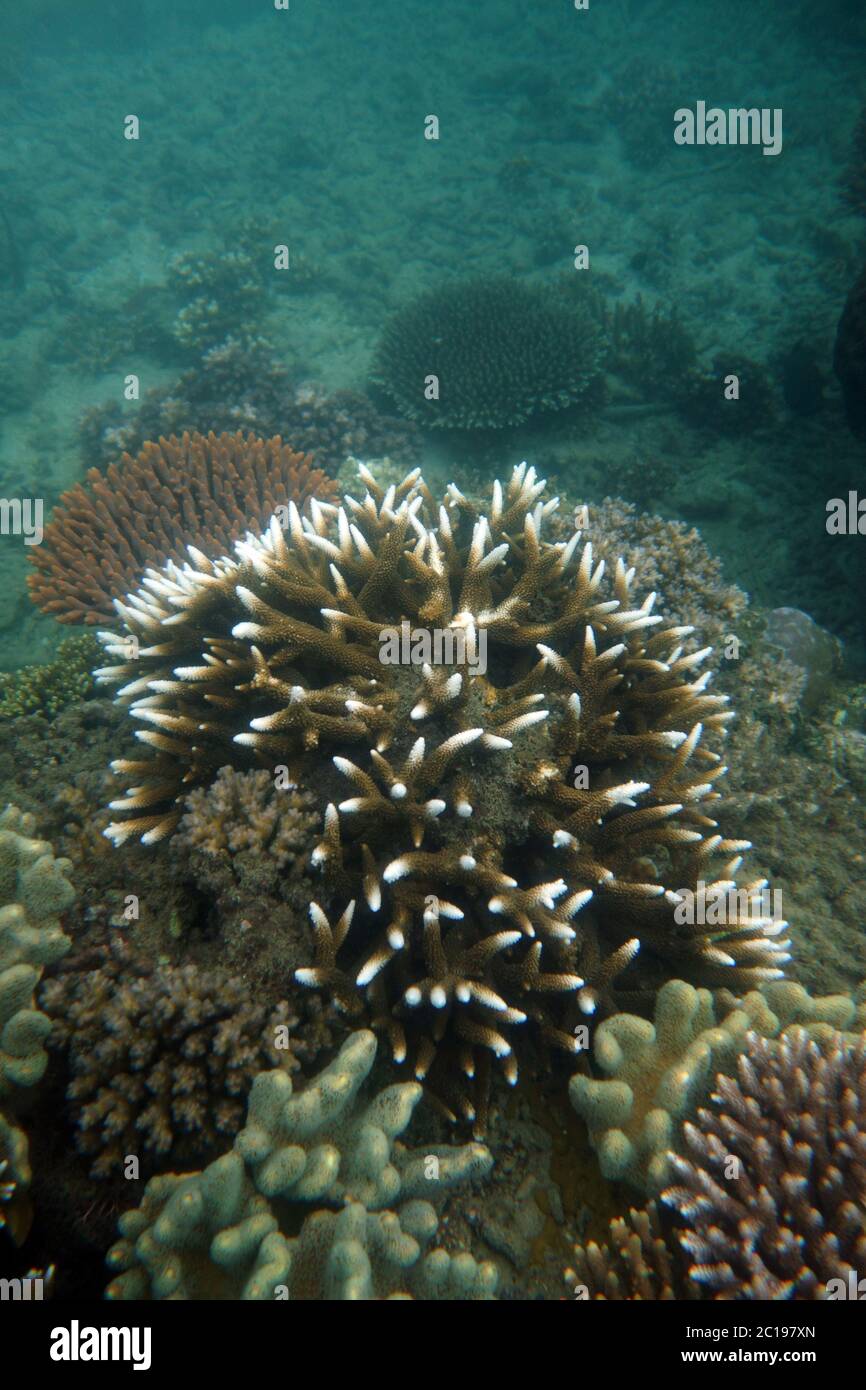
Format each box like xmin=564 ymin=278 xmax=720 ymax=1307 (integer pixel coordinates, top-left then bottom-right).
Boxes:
xmin=28 ymin=430 xmax=339 ymax=625
xmin=106 ymin=1030 xmax=497 ymax=1301
xmin=371 ymin=277 xmax=604 ymax=428
xmin=95 ymin=460 xmax=789 ymax=1126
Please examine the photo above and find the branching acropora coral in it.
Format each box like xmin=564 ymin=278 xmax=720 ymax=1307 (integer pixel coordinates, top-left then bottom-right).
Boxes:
xmin=95 ymin=461 xmax=790 ymax=1125
xmin=0 ymin=635 xmax=101 ymax=719
xmin=106 ymin=1030 xmax=496 ymax=1300
xmin=176 ymin=765 xmax=318 ymax=869
xmin=565 ymin=1201 xmax=676 ymax=1300
xmin=662 ymin=1028 xmax=866 ymax=1299
xmin=41 ymin=942 xmax=296 ymax=1177
xmin=28 ymin=430 xmax=339 ymax=624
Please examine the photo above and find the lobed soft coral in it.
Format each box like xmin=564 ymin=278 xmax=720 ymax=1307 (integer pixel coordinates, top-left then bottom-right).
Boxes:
xmin=106 ymin=1030 xmax=496 ymax=1301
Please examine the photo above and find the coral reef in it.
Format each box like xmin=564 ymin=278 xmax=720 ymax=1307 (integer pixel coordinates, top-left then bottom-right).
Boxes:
xmin=0 ymin=1104 xmax=33 ymax=1247
xmin=96 ymin=460 xmax=788 ymax=1126
xmin=0 ymin=806 xmax=74 ymax=1260
xmin=561 ymin=498 xmax=748 ymax=645
xmin=601 ymin=58 xmax=683 ymax=168
xmin=176 ymin=765 xmax=318 ymax=870
xmin=78 ymin=338 xmax=421 ymax=475
xmin=0 ymin=805 xmax=74 ymax=1099
xmin=0 ymin=635 xmax=101 ymax=719
xmin=106 ymin=1030 xmax=497 ymax=1300
xmin=565 ymin=1201 xmax=676 ymax=1300
xmin=371 ymin=277 xmax=604 ymax=428
xmin=594 ymin=294 xmax=698 ymax=401
xmin=762 ymin=607 xmax=841 ymax=716
xmin=28 ymin=430 xmax=339 ymax=625
xmin=40 ymin=939 xmax=296 ymax=1178
xmin=168 ymin=249 xmax=266 ymax=356
xmin=663 ymin=1027 xmax=866 ymax=1299
xmin=569 ymin=978 xmax=858 ymax=1193
xmin=833 ymin=266 xmax=866 ymax=439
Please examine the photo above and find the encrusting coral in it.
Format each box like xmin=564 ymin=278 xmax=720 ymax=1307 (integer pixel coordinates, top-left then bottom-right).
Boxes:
xmin=28 ymin=429 xmax=339 ymax=625
xmin=569 ymin=978 xmax=859 ymax=1193
xmin=663 ymin=1027 xmax=866 ymax=1299
xmin=371 ymin=278 xmax=604 ymax=428
xmin=40 ymin=940 xmax=296 ymax=1178
xmin=94 ymin=460 xmax=789 ymax=1127
xmin=105 ymin=1030 xmax=497 ymax=1300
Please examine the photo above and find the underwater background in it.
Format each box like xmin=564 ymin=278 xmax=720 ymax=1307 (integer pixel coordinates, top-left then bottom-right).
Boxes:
xmin=1 ymin=0 xmax=865 ymax=1303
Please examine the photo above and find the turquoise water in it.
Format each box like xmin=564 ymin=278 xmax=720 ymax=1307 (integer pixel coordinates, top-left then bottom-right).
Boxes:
xmin=1 ymin=0 xmax=865 ymax=1311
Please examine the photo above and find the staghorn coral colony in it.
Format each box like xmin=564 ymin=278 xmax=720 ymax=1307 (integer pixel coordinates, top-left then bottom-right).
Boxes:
xmin=93 ymin=461 xmax=789 ymax=1136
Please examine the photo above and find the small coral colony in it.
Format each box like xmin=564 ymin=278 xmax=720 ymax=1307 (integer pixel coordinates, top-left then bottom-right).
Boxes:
xmin=2 ymin=272 xmax=865 ymax=1302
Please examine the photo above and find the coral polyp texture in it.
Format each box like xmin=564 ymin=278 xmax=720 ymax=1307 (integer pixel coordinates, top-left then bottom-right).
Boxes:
xmin=662 ymin=1028 xmax=866 ymax=1300
xmin=371 ymin=277 xmax=604 ymax=428
xmin=41 ymin=941 xmax=296 ymax=1178
xmin=106 ymin=1030 xmax=497 ymax=1300
xmin=27 ymin=429 xmax=339 ymax=625
xmin=96 ymin=461 xmax=790 ymax=1126
xmin=176 ymin=765 xmax=318 ymax=868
